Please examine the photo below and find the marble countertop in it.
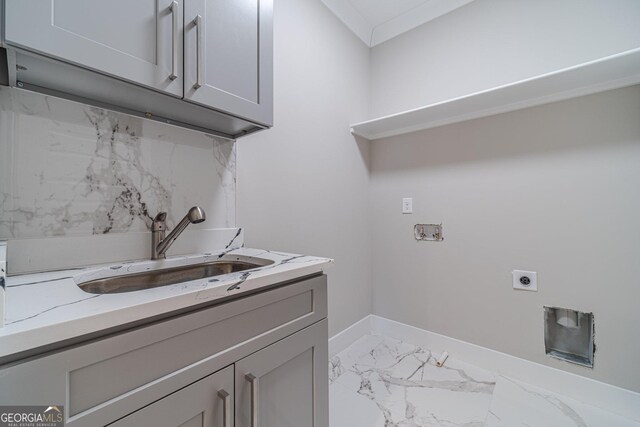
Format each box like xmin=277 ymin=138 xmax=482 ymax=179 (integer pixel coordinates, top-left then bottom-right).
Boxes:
xmin=0 ymin=247 xmax=332 ymax=359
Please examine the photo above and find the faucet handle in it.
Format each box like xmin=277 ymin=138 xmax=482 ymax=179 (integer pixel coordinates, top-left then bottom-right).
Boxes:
xmin=152 ymin=212 xmax=168 ymax=231
xmin=154 ymin=212 xmax=167 ymax=222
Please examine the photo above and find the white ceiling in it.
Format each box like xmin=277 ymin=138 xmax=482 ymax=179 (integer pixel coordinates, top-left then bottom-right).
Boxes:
xmin=321 ymin=0 xmax=474 ymax=47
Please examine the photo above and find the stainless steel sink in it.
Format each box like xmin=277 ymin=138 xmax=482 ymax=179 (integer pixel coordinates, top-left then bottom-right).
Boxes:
xmin=78 ymin=259 xmax=273 ymax=294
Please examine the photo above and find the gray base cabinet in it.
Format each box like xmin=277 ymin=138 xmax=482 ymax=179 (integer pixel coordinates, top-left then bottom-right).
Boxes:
xmin=0 ymin=275 xmax=328 ymax=427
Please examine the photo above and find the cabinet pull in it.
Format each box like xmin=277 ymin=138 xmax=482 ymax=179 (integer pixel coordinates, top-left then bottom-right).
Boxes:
xmin=193 ymin=14 xmax=203 ymax=89
xmin=218 ymin=389 xmax=231 ymax=427
xmin=246 ymin=373 xmax=259 ymax=427
xmin=169 ymin=1 xmax=178 ymax=80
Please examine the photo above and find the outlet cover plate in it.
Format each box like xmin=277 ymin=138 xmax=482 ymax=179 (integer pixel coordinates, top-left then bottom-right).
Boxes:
xmin=402 ymin=198 xmax=413 ymax=214
xmin=513 ymin=270 xmax=537 ymax=291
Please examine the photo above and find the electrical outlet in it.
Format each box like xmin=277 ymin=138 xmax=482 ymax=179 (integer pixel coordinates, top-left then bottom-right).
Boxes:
xmin=513 ymin=270 xmax=537 ymax=291
xmin=402 ymin=198 xmax=413 ymax=214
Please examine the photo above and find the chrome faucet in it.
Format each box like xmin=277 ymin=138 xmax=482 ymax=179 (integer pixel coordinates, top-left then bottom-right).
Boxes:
xmin=151 ymin=206 xmax=206 ymax=260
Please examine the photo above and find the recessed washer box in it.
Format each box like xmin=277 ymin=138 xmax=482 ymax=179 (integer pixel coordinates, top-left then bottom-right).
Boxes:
xmin=544 ymin=306 xmax=594 ymax=368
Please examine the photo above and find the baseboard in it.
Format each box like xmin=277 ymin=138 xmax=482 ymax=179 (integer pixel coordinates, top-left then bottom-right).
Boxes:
xmin=328 ymin=315 xmax=372 ymax=357
xmin=329 ymin=314 xmax=640 ymax=422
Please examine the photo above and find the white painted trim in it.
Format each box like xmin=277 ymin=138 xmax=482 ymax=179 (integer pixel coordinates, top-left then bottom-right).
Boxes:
xmin=329 ymin=314 xmax=640 ymax=422
xmin=369 ymin=315 xmax=640 ymax=422
xmin=321 ymin=0 xmax=475 ymax=48
xmin=371 ymin=0 xmax=474 ymax=47
xmin=320 ymin=0 xmax=373 ymax=46
xmin=328 ymin=315 xmax=372 ymax=357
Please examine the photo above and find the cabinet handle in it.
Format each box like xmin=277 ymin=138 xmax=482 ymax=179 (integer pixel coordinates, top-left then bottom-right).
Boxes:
xmin=246 ymin=373 xmax=259 ymax=427
xmin=169 ymin=1 xmax=178 ymax=80
xmin=193 ymin=14 xmax=203 ymax=89
xmin=218 ymin=389 xmax=231 ymax=427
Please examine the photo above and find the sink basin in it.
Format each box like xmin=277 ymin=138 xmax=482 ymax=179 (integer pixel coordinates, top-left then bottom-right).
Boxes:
xmin=78 ymin=258 xmax=273 ymax=294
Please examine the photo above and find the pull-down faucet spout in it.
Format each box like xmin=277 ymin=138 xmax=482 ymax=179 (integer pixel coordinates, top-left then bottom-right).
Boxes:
xmin=151 ymin=206 xmax=206 ymax=260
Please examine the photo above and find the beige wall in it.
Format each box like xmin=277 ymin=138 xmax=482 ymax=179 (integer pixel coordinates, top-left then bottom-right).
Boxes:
xmin=238 ymin=0 xmax=640 ymax=391
xmin=370 ymin=86 xmax=640 ymax=391
xmin=237 ymin=0 xmax=372 ymax=336
xmin=371 ymin=0 xmax=640 ymax=117
xmin=367 ymin=0 xmax=640 ymax=392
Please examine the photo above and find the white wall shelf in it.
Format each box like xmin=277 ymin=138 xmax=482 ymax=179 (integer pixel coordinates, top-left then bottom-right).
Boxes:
xmin=350 ymin=48 xmax=640 ymax=141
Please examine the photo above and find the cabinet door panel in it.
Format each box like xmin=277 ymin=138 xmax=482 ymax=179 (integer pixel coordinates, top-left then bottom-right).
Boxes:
xmin=4 ymin=0 xmax=183 ymax=97
xmin=204 ymin=0 xmax=259 ymax=103
xmin=235 ymin=320 xmax=328 ymax=427
xmin=184 ymin=0 xmax=273 ymax=125
xmin=111 ymin=365 xmax=234 ymax=427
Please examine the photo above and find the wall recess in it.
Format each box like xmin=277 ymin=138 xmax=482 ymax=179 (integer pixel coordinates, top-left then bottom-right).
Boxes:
xmin=544 ymin=306 xmax=594 ymax=368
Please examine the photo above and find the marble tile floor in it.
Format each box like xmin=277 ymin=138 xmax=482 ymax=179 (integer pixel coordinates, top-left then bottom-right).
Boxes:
xmin=329 ymin=334 xmax=639 ymax=427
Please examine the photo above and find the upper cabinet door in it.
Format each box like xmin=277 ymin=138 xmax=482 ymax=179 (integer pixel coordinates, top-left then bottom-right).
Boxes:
xmin=4 ymin=0 xmax=184 ymax=97
xmin=184 ymin=0 xmax=273 ymax=126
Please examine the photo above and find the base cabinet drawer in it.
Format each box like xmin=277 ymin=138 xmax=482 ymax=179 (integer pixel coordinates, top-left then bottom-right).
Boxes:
xmin=110 ymin=365 xmax=234 ymax=427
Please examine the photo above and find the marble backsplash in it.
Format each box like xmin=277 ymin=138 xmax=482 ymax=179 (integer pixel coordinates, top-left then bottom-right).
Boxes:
xmin=0 ymin=87 xmax=236 ymax=240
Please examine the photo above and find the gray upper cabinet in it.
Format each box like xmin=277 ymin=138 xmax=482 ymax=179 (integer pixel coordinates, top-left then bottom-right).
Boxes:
xmin=1 ymin=0 xmax=273 ymax=137
xmin=4 ymin=0 xmax=184 ymax=97
xmin=111 ymin=366 xmax=234 ymax=427
xmin=184 ymin=0 xmax=273 ymax=126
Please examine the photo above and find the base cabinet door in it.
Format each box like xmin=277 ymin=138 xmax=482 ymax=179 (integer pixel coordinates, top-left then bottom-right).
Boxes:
xmin=110 ymin=365 xmax=234 ymax=427
xmin=235 ymin=320 xmax=328 ymax=427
